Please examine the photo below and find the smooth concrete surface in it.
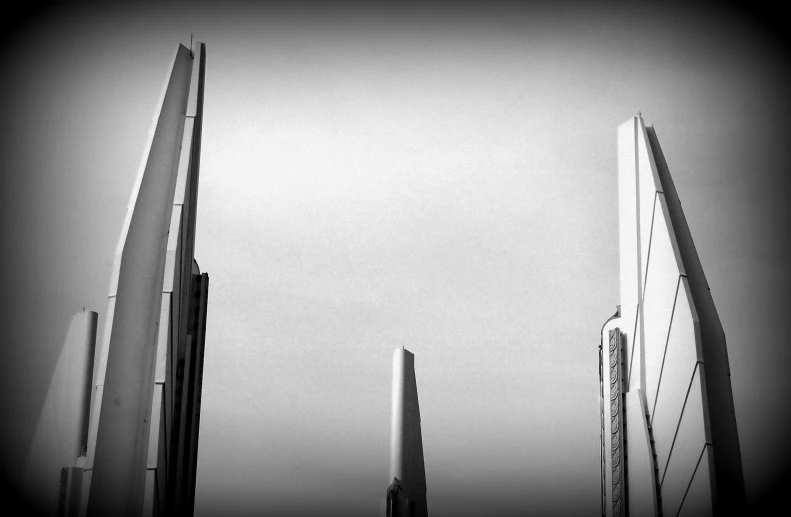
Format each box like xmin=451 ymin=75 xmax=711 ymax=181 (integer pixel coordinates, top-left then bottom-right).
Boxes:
xmin=624 ymin=390 xmax=658 ymax=517
xmin=22 ymin=311 xmax=97 ymax=516
xmin=617 ymin=118 xmax=639 ymax=392
xmin=390 ymin=348 xmax=428 ymax=517
xmin=641 ymin=197 xmax=684 ymax=417
xmin=601 ymin=116 xmax=744 ymax=516
xmin=651 ymin=281 xmax=700 ymax=482
xmin=87 ymin=43 xmax=193 ymax=516
xmin=83 ymin=42 xmax=207 ymax=517
xmin=647 ymin=125 xmax=745 ymax=512
xmin=636 ymin=119 xmax=663 ymax=292
xmin=659 ymin=368 xmax=707 ymax=515
xmin=677 ymin=445 xmax=713 ymax=517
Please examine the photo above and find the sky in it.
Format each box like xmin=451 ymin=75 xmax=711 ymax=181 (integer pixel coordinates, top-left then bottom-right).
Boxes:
xmin=1 ymin=1 xmax=790 ymax=515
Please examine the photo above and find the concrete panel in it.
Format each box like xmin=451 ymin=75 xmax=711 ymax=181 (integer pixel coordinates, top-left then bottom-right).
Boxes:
xmin=390 ymin=349 xmax=428 ymax=517
xmin=173 ymin=118 xmax=195 ymax=206
xmin=108 ymin=250 xmax=122 ymax=298
xmin=627 ymin=308 xmax=641 ymax=390
xmin=168 ymin=222 xmax=183 ymax=410
xmin=618 ymin=117 xmax=639 ymax=387
xmin=84 ymin=385 xmax=103 ymax=471
xmin=624 ymin=389 xmax=658 ymax=517
xmin=660 ymin=370 xmax=708 ymax=516
xmin=643 ymin=196 xmax=684 ymax=415
xmin=94 ymin=296 xmax=116 ymax=387
xmin=186 ymin=44 xmax=203 ymax=118
xmin=146 ymin=384 xmax=164 ymax=469
xmin=654 ymin=194 xmax=687 ymax=279
xmin=88 ymin=44 xmax=193 ymax=517
xmin=636 ymin=118 xmax=661 ymax=291
xmin=156 ymin=386 xmax=169 ymax=512
xmin=651 ymin=281 xmax=700 ymax=480
xmin=65 ymin=467 xmax=86 ymax=517
xmin=22 ymin=312 xmax=97 ymax=515
xmin=78 ymin=469 xmax=91 ymax=517
xmin=677 ymin=445 xmax=713 ymax=517
xmin=162 ymin=205 xmax=183 ymax=293
xmin=142 ymin=469 xmax=157 ymax=517
xmin=649 ymin=125 xmax=745 ymax=509
xmin=605 ymin=118 xmax=744 ymax=515
xmin=154 ymin=293 xmax=171 ymax=383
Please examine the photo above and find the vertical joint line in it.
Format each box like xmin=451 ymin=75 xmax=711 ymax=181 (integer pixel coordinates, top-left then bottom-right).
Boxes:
xmin=659 ymin=361 xmax=701 ymax=489
xmin=650 ymin=275 xmax=683 ymax=427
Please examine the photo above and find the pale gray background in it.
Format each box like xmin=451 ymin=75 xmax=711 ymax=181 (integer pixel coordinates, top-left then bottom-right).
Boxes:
xmin=1 ymin=2 xmax=789 ymax=515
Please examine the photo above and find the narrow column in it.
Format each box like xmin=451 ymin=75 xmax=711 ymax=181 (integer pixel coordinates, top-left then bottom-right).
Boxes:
xmin=23 ymin=310 xmax=97 ymax=515
xmin=386 ymin=348 xmax=428 ymax=517
xmin=87 ymin=44 xmax=194 ymax=517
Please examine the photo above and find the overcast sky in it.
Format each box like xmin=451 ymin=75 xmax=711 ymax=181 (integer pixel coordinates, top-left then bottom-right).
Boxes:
xmin=1 ymin=1 xmax=790 ymax=515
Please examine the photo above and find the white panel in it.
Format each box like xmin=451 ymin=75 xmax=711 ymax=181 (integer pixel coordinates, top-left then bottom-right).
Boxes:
xmin=628 ymin=306 xmax=643 ymax=391
xmin=155 ymin=293 xmax=171 ymax=383
xmin=78 ymin=469 xmax=91 ymax=517
xmin=147 ymin=384 xmax=164 ymax=469
xmin=162 ymin=205 xmax=183 ymax=293
xmin=677 ymin=445 xmax=713 ymax=517
xmin=618 ymin=118 xmax=639 ymax=388
xmin=143 ymin=469 xmax=157 ymax=517
xmin=636 ymin=118 xmax=660 ymax=290
xmin=186 ymin=44 xmax=201 ymax=117
xmin=624 ymin=389 xmax=658 ymax=516
xmin=19 ymin=312 xmax=96 ymax=514
xmin=88 ymin=43 xmax=193 ymax=515
xmin=108 ymin=250 xmax=123 ymax=298
xmin=23 ymin=312 xmax=97 ymax=509
xmin=95 ymin=296 xmax=116 ymax=387
xmin=660 ymin=370 xmax=709 ymax=516
xmin=58 ymin=313 xmax=96 ymax=462
xmin=108 ymin=45 xmax=185 ymax=299
xmin=390 ymin=349 xmax=427 ymax=505
xmin=173 ymin=118 xmax=195 ymax=206
xmin=84 ymin=385 xmax=104 ymax=471
xmin=654 ymin=194 xmax=687 ymax=278
xmin=643 ymin=195 xmax=684 ymax=415
xmin=651 ymin=281 xmax=700 ymax=481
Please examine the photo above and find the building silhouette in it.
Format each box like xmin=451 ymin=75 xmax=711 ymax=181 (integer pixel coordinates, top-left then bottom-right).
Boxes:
xmin=599 ymin=115 xmax=745 ymax=516
xmin=23 ymin=41 xmax=209 ymax=517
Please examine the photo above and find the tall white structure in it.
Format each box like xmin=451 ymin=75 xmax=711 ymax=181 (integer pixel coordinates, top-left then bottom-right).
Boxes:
xmin=384 ymin=349 xmax=428 ymax=517
xmin=83 ymin=41 xmax=209 ymax=517
xmin=599 ymin=115 xmax=745 ymax=516
xmin=22 ymin=311 xmax=97 ymax=516
xmin=20 ymin=41 xmax=209 ymax=517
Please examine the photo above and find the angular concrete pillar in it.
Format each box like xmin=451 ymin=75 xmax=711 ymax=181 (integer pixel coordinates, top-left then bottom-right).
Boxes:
xmin=23 ymin=310 xmax=97 ymax=516
xmin=600 ymin=115 xmax=744 ymax=516
xmin=386 ymin=348 xmax=428 ymax=517
xmin=85 ymin=41 xmax=207 ymax=517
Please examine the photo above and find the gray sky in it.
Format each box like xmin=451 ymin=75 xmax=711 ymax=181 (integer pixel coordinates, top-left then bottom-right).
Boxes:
xmin=1 ymin=2 xmax=790 ymax=515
